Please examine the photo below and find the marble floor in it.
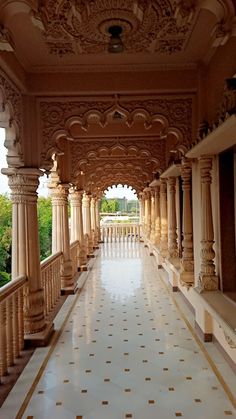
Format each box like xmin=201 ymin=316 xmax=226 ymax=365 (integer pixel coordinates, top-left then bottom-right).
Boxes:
xmin=1 ymin=242 xmax=236 ymax=419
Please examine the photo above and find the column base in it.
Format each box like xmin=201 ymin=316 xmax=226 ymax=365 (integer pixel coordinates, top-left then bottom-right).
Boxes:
xmin=78 ymin=265 xmax=88 ymax=272
xmin=24 ymin=321 xmax=54 ymax=348
xmin=196 ymin=274 xmax=219 ymax=292
xmin=179 ymin=271 xmax=194 ymax=287
xmin=61 ymin=283 xmax=78 ymax=295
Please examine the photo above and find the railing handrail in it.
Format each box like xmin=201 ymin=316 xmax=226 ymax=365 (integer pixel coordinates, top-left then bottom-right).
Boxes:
xmin=0 ymin=275 xmax=27 ymax=303
xmin=40 ymin=251 xmax=63 ymax=269
xmin=70 ymin=240 xmax=80 ymax=248
xmin=101 ymin=223 xmax=141 ymax=226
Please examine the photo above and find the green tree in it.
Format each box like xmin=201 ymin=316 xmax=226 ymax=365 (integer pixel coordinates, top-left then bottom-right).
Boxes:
xmin=0 ymin=194 xmax=12 ymax=286
xmin=100 ymin=198 xmax=119 ymax=213
xmin=108 ymin=199 xmax=119 ymax=213
xmin=38 ymin=197 xmax=52 ymax=260
xmin=100 ymin=197 xmax=109 ymax=212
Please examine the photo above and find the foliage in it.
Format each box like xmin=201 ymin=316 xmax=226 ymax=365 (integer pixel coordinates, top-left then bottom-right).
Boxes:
xmin=0 ymin=195 xmax=53 ymax=288
xmin=38 ymin=197 xmax=52 ymax=261
xmin=0 ymin=194 xmax=12 ymax=277
xmin=0 ymin=271 xmax=10 ymax=287
xmin=100 ymin=197 xmax=119 ymax=213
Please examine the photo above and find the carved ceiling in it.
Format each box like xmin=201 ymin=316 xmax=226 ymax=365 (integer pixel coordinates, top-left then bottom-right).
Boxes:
xmin=36 ymin=0 xmax=197 ymax=56
xmin=0 ymin=0 xmax=235 ymax=71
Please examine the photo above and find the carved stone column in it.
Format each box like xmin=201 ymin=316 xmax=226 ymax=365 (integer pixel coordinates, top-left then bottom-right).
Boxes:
xmin=69 ymin=187 xmax=80 ymax=243
xmin=144 ymin=189 xmax=151 ymax=239
xmin=150 ymin=188 xmax=156 ymax=243
xmin=167 ymin=177 xmax=178 ymax=259
xmin=4 ymin=168 xmax=52 ymax=341
xmin=143 ymin=192 xmax=148 ymax=236
xmin=154 ymin=185 xmax=161 ymax=246
xmin=95 ymin=198 xmax=101 ymax=242
xmin=180 ymin=159 xmax=194 ymax=285
xmin=69 ymin=188 xmax=87 ymax=267
xmin=160 ymin=179 xmax=168 ymax=257
xmin=138 ymin=193 xmax=144 ymax=241
xmin=82 ymin=192 xmax=93 ymax=255
xmin=198 ymin=156 xmax=218 ymax=291
xmin=91 ymin=196 xmax=98 ymax=248
xmin=51 ymin=184 xmax=73 ymax=289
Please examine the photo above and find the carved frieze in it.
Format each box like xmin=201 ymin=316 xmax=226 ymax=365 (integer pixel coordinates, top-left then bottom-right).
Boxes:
xmin=35 ymin=0 xmax=197 ymax=56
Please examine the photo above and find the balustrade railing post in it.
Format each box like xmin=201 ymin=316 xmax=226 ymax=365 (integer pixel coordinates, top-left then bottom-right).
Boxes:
xmin=13 ymin=292 xmax=20 ymax=359
xmin=0 ymin=300 xmax=7 ymax=378
xmin=6 ymin=298 xmax=14 ymax=367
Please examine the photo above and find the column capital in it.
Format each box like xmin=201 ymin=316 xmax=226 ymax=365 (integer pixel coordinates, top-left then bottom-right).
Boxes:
xmin=69 ymin=188 xmax=83 ymax=206
xmin=83 ymin=192 xmax=91 ymax=203
xmin=3 ymin=167 xmax=43 ymax=204
xmin=160 ymin=178 xmax=167 ymax=192
xmin=150 ymin=188 xmax=155 ymax=198
xmin=199 ymin=155 xmax=213 ymax=184
xmin=50 ymin=183 xmax=70 ymax=205
xmin=167 ymin=177 xmax=176 ymax=188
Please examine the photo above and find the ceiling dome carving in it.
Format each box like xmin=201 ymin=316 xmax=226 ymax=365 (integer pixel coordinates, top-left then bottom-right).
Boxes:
xmin=37 ymin=0 xmax=197 ymax=55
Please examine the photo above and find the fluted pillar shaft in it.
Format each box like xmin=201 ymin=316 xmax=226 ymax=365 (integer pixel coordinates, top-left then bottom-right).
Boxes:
xmin=167 ymin=177 xmax=178 ymax=259
xmin=82 ymin=193 xmax=91 ymax=235
xmin=154 ymin=186 xmax=161 ymax=245
xmin=91 ymin=197 xmax=98 ymax=247
xmin=69 ymin=188 xmax=81 ymax=243
xmin=150 ymin=189 xmax=156 ymax=242
xmin=51 ymin=184 xmax=73 ymax=288
xmin=6 ymin=168 xmax=46 ymax=335
xmin=145 ymin=190 xmax=151 ymax=239
xmin=139 ymin=194 xmax=145 ymax=239
xmin=95 ymin=199 xmax=101 ymax=241
xmin=82 ymin=193 xmax=93 ymax=254
xmin=180 ymin=159 xmax=194 ymax=284
xmin=198 ymin=157 xmax=218 ymax=291
xmin=160 ymin=179 xmax=168 ymax=256
xmin=91 ymin=197 xmax=96 ymax=231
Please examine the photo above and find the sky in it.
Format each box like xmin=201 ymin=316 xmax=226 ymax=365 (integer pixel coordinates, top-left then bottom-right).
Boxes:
xmin=0 ymin=128 xmax=137 ymax=200
xmin=105 ymin=185 xmax=137 ymax=200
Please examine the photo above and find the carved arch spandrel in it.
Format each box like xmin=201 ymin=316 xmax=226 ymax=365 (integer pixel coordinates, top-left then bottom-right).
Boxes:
xmin=70 ymin=138 xmax=165 ymax=191
xmin=0 ymin=69 xmax=23 ymax=167
xmin=38 ymin=95 xmax=193 ymax=170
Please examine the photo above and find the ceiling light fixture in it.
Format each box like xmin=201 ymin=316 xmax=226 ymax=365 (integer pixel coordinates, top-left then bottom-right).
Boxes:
xmin=108 ymin=25 xmax=124 ymax=53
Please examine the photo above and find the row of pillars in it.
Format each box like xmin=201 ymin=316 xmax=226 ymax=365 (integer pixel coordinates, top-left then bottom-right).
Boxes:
xmin=2 ymin=167 xmax=101 ymax=341
xmin=140 ymin=157 xmax=218 ymax=292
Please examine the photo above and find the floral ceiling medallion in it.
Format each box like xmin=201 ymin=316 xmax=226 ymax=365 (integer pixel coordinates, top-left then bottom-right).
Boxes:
xmin=35 ymin=0 xmax=197 ymax=56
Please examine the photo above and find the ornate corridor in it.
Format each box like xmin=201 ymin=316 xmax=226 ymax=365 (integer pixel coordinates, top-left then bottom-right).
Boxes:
xmin=1 ymin=242 xmax=236 ymax=419
xmin=0 ymin=0 xmax=236 ymax=417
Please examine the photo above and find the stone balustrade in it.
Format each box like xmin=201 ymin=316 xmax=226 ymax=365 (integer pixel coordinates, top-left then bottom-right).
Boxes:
xmin=0 ymin=275 xmax=27 ymax=382
xmin=40 ymin=252 xmax=63 ymax=317
xmin=101 ymin=223 xmax=141 ymax=243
